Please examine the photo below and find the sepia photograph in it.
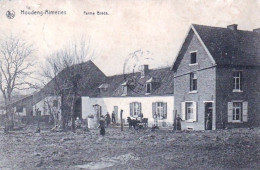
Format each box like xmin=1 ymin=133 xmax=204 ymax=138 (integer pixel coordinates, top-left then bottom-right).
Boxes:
xmin=0 ymin=0 xmax=259 ymax=169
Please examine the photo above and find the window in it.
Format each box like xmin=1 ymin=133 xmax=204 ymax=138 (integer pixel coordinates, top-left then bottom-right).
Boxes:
xmin=186 ymin=102 xmax=194 ymax=120
xmin=233 ymin=71 xmax=242 ymax=91
xmin=130 ymin=102 xmax=141 ymax=117
xmin=146 ymin=83 xmax=151 ymax=94
xmin=53 ymin=100 xmax=58 ymax=107
xmin=190 ymin=52 xmax=197 ymax=64
xmin=228 ymin=101 xmax=248 ymax=123
xmin=152 ymin=102 xmax=167 ymax=119
xmin=181 ymin=101 xmax=197 ymax=121
xmin=99 ymin=87 xmax=107 ymax=93
xmin=16 ymin=106 xmax=23 ymax=113
xmin=190 ymin=73 xmax=197 ymax=91
xmin=98 ymin=84 xmax=109 ymax=93
xmin=233 ymin=102 xmax=242 ymax=121
xmin=122 ymin=86 xmax=127 ymax=95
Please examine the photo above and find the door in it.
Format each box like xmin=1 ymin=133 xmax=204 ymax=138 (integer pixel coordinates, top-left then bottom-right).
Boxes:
xmin=205 ymin=102 xmax=213 ymax=130
xmin=75 ymin=98 xmax=82 ymax=119
xmin=114 ymin=106 xmax=118 ymax=123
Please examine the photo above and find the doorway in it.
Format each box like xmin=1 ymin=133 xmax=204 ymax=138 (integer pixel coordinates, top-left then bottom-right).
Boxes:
xmin=75 ymin=98 xmax=82 ymax=119
xmin=205 ymin=102 xmax=213 ymax=130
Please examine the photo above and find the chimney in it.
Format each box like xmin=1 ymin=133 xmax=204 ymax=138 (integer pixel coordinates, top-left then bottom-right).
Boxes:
xmin=141 ymin=65 xmax=149 ymax=78
xmin=253 ymin=28 xmax=260 ymax=33
xmin=227 ymin=24 xmax=238 ymax=30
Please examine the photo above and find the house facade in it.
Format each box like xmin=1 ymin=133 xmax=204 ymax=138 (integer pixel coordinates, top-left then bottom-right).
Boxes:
xmin=82 ymin=66 xmax=175 ymax=128
xmin=5 ymin=95 xmax=34 ymax=123
xmin=172 ymin=24 xmax=260 ymax=130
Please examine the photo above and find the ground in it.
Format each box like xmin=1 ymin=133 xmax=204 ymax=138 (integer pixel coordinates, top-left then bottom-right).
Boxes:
xmin=0 ymin=125 xmax=260 ymax=170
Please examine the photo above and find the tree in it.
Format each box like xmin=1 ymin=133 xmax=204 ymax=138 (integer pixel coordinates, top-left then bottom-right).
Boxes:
xmin=41 ymin=38 xmax=95 ymax=132
xmin=0 ymin=35 xmax=35 ymax=131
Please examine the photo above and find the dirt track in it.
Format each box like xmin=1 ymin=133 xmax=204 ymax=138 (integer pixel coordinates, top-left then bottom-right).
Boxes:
xmin=0 ymin=125 xmax=260 ymax=170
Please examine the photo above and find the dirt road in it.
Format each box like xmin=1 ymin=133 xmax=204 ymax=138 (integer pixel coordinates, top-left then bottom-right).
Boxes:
xmin=0 ymin=126 xmax=260 ymax=169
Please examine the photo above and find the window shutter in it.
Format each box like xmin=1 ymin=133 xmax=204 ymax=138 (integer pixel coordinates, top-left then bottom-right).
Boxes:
xmin=139 ymin=102 xmax=142 ymax=115
xmin=242 ymin=101 xmax=248 ymax=122
xmin=152 ymin=103 xmax=156 ymax=116
xmin=228 ymin=102 xmax=233 ymax=122
xmin=193 ymin=102 xmax=197 ymax=121
xmin=163 ymin=103 xmax=167 ymax=119
xmin=240 ymin=72 xmax=242 ymax=90
xmin=181 ymin=102 xmax=186 ymax=120
xmin=130 ymin=103 xmax=133 ymax=116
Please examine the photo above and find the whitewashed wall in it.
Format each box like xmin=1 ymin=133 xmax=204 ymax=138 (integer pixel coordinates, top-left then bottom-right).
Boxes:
xmin=33 ymin=96 xmax=61 ymax=118
xmin=82 ymin=95 xmax=174 ymax=127
xmin=14 ymin=107 xmax=27 ymax=116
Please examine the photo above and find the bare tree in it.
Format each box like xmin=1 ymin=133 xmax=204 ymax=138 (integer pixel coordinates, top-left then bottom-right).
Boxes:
xmin=40 ymin=37 xmax=95 ymax=132
xmin=0 ymin=35 xmax=35 ymax=131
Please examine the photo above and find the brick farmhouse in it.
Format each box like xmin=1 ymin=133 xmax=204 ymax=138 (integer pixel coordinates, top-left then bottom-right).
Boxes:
xmin=172 ymin=24 xmax=260 ymax=130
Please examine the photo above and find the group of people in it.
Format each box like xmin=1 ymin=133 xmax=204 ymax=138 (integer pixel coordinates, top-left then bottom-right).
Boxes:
xmin=99 ymin=111 xmax=117 ymax=136
xmin=99 ymin=111 xmax=212 ymax=135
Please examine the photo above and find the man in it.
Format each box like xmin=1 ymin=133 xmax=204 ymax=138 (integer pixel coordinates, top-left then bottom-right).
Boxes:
xmin=111 ymin=111 xmax=116 ymax=124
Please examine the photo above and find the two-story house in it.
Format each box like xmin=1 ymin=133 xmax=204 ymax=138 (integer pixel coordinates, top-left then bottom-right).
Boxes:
xmin=172 ymin=24 xmax=260 ymax=130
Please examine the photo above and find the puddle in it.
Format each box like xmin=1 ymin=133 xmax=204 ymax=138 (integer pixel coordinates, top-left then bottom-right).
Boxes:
xmin=75 ymin=161 xmax=114 ymax=170
xmin=75 ymin=153 xmax=139 ymax=169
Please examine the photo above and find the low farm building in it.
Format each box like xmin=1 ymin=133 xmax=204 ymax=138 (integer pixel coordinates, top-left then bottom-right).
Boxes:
xmin=82 ymin=66 xmax=174 ymax=127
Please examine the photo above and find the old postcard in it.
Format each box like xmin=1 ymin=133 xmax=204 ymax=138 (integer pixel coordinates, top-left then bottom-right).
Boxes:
xmin=0 ymin=0 xmax=259 ymax=169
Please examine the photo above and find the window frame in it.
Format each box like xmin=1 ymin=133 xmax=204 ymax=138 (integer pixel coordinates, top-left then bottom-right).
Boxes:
xmin=146 ymin=83 xmax=152 ymax=94
xmin=190 ymin=72 xmax=197 ymax=92
xmin=155 ymin=102 xmax=167 ymax=119
xmin=232 ymin=102 xmax=242 ymax=122
xmin=130 ymin=102 xmax=141 ymax=117
xmin=185 ymin=102 xmax=194 ymax=121
xmin=156 ymin=102 xmax=163 ymax=119
xmin=122 ymin=85 xmax=127 ymax=95
xmin=190 ymin=51 xmax=198 ymax=65
xmin=233 ymin=71 xmax=243 ymax=92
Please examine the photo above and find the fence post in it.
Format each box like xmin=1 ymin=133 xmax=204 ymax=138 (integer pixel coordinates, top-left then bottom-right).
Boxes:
xmin=173 ymin=110 xmax=177 ymax=131
xmin=120 ymin=110 xmax=123 ymax=131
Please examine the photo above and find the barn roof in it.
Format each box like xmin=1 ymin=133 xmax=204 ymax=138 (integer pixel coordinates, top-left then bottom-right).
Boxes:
xmin=33 ymin=60 xmax=107 ymax=102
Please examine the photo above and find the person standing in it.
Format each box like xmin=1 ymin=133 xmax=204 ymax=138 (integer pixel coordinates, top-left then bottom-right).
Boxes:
xmin=99 ymin=115 xmax=106 ymax=136
xmin=105 ymin=112 xmax=111 ymax=127
xmin=176 ymin=114 xmax=182 ymax=130
xmin=206 ymin=113 xmax=212 ymax=130
xmin=111 ymin=111 xmax=116 ymax=124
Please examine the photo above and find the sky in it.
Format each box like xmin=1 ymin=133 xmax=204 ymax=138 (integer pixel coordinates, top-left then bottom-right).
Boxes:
xmin=0 ymin=0 xmax=259 ymax=78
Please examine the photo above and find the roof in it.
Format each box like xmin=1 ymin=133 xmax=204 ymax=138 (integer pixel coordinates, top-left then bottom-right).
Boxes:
xmin=7 ymin=95 xmax=33 ymax=107
xmin=96 ymin=67 xmax=174 ymax=97
xmin=33 ymin=60 xmax=107 ymax=102
xmin=172 ymin=24 xmax=260 ymax=70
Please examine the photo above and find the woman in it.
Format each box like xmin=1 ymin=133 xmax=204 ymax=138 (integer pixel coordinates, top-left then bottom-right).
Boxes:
xmin=176 ymin=114 xmax=182 ymax=130
xmin=99 ymin=115 xmax=106 ymax=136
